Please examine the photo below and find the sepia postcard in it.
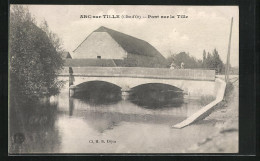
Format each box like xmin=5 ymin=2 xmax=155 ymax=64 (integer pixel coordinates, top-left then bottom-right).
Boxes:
xmin=8 ymin=5 xmax=239 ymax=154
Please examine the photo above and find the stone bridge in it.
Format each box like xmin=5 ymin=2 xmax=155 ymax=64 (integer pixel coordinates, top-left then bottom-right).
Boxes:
xmin=58 ymin=67 xmax=216 ymax=98
xmin=58 ymin=67 xmax=228 ymax=128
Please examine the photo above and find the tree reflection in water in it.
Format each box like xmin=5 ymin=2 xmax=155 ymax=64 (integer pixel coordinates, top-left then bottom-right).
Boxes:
xmin=128 ymin=83 xmax=185 ymax=109
xmin=9 ymin=97 xmax=60 ymax=153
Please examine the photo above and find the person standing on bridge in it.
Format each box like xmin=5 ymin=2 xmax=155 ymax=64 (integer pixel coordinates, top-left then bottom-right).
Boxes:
xmin=181 ymin=62 xmax=185 ymax=69
xmin=170 ymin=59 xmax=176 ymax=69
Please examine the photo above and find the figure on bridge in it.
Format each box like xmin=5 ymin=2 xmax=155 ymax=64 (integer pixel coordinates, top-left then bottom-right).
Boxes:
xmin=170 ymin=59 xmax=177 ymax=69
xmin=181 ymin=62 xmax=185 ymax=69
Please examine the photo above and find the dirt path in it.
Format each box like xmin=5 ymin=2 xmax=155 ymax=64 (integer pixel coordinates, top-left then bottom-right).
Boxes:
xmin=185 ymin=76 xmax=239 ymax=153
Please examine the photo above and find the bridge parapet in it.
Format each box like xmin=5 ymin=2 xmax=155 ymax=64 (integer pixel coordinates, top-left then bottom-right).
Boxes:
xmin=59 ymin=67 xmax=215 ymax=81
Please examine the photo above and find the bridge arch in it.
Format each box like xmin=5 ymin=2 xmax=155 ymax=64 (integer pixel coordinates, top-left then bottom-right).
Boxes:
xmin=129 ymin=82 xmax=184 ymax=92
xmin=71 ymin=80 xmax=123 ymax=103
xmin=69 ymin=76 xmax=215 ymax=97
xmin=71 ymin=77 xmax=186 ymax=92
xmin=75 ymin=80 xmax=122 ymax=90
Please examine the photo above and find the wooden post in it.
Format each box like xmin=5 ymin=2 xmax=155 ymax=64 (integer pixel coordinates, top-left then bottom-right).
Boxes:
xmin=69 ymin=87 xmax=76 ymax=97
xmin=225 ymin=17 xmax=233 ymax=83
xmin=69 ymin=67 xmax=74 ymax=97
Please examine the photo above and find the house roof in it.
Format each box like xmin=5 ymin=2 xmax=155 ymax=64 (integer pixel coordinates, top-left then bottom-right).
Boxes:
xmin=61 ymin=52 xmax=72 ymax=59
xmin=64 ymin=59 xmax=117 ymax=67
xmin=74 ymin=26 xmax=166 ymax=60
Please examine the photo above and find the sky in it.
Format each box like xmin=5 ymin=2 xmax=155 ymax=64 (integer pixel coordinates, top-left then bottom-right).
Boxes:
xmin=17 ymin=5 xmax=239 ymax=67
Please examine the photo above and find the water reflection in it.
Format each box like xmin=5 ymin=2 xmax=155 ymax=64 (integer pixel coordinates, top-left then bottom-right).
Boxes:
xmin=69 ymin=98 xmax=74 ymax=116
xmin=9 ymin=99 xmax=60 ymax=153
xmin=129 ymin=83 xmax=184 ymax=109
xmin=65 ymin=108 xmax=186 ymax=131
xmin=9 ymin=82 xmax=206 ymax=153
xmin=66 ymin=82 xmax=188 ymax=132
xmin=65 ymin=82 xmax=188 ymax=134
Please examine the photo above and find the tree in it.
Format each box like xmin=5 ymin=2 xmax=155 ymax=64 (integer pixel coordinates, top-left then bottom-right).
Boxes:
xmin=166 ymin=52 xmax=177 ymax=66
xmin=10 ymin=6 xmax=64 ymax=101
xmin=166 ymin=52 xmax=202 ymax=68
xmin=40 ymin=19 xmax=64 ymax=53
xmin=212 ymin=48 xmax=224 ymax=73
xmin=202 ymin=49 xmax=224 ymax=74
xmin=202 ymin=50 xmax=207 ymax=67
xmin=166 ymin=49 xmax=225 ymax=73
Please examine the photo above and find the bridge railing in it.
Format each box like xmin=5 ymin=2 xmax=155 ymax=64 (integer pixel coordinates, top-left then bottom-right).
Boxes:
xmin=58 ymin=67 xmax=215 ymax=81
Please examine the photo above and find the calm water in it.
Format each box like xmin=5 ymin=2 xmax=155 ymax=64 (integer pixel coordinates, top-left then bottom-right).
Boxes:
xmin=9 ymin=83 xmax=215 ymax=153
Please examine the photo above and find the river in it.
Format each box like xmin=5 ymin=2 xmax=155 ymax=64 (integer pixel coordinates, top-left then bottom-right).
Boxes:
xmin=9 ymin=82 xmax=218 ymax=153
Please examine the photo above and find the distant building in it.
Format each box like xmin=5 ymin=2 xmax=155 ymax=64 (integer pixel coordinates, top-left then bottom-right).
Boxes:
xmin=72 ymin=26 xmax=167 ymax=68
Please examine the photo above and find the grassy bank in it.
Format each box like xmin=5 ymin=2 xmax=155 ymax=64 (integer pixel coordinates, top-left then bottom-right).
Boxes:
xmin=185 ymin=76 xmax=239 ymax=153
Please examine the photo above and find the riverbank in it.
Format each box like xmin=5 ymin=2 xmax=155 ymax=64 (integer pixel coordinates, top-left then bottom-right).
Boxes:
xmin=185 ymin=76 xmax=239 ymax=153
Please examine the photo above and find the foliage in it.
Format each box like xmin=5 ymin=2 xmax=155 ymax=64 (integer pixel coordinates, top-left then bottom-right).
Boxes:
xmin=166 ymin=49 xmax=225 ymax=74
xmin=167 ymin=52 xmax=202 ymax=68
xmin=10 ymin=6 xmax=64 ymax=100
xmin=202 ymin=50 xmax=207 ymax=67
xmin=203 ymin=49 xmax=225 ymax=73
xmin=40 ymin=19 xmax=64 ymax=53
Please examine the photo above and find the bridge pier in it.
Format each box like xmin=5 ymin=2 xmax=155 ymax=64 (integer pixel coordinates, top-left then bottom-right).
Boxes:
xmin=121 ymin=88 xmax=130 ymax=100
